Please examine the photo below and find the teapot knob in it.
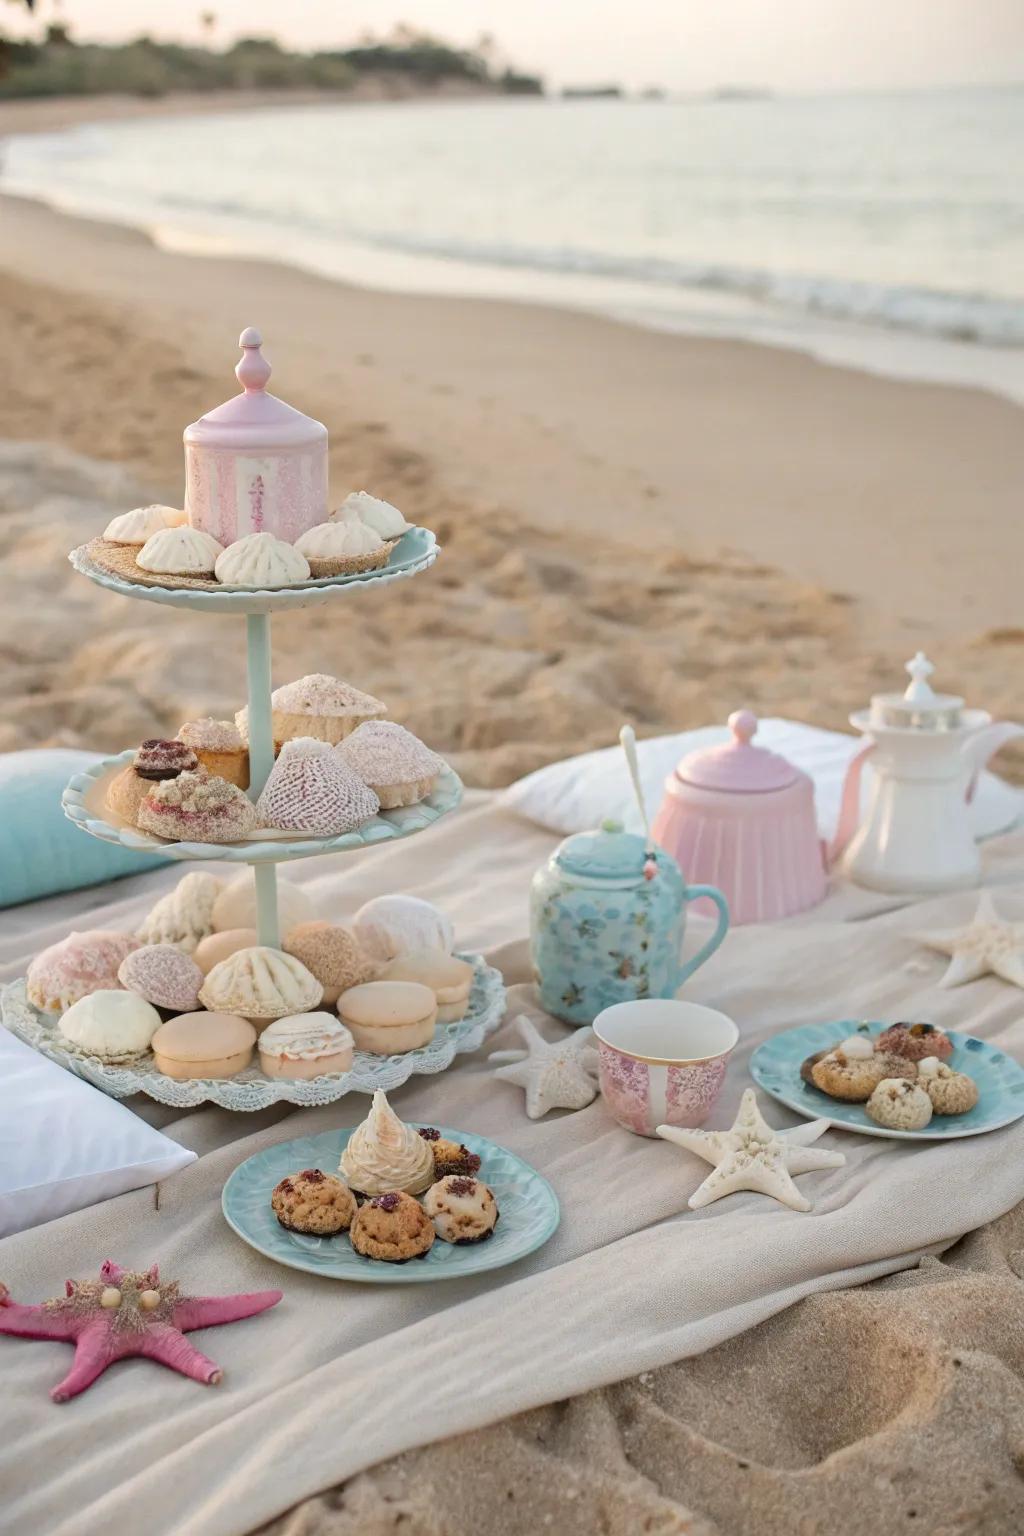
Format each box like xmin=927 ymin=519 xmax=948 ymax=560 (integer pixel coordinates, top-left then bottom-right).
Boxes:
xmin=728 ymin=709 xmax=758 ymax=745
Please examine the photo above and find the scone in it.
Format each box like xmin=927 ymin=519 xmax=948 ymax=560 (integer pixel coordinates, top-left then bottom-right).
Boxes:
xmin=349 ymin=1191 xmax=435 ymax=1263
xmin=811 ymin=1048 xmax=915 ymax=1102
xmin=917 ymin=1056 xmax=979 ymax=1115
xmin=423 ymin=1176 xmax=499 ymax=1245
xmin=337 ymin=980 xmax=437 ymax=1054
xmin=271 ymin=1169 xmax=356 ymax=1235
xmin=866 ymin=1078 xmax=933 ymax=1131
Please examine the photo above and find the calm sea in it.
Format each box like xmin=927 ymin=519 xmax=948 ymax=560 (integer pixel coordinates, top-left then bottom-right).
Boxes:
xmin=4 ymin=89 xmax=1024 ymax=399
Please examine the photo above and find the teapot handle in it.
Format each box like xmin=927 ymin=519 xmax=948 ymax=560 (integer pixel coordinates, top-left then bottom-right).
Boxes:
xmin=677 ymin=886 xmax=730 ymax=987
xmin=828 ymin=741 xmax=875 ymax=868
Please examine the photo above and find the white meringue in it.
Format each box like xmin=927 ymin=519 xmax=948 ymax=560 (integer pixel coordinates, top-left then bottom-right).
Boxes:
xmin=352 ymin=894 xmax=454 ymax=963
xmin=334 ymin=491 xmax=411 ymax=540
xmin=137 ymin=525 xmax=224 ymax=575
xmin=838 ymin=1034 xmax=875 ymax=1059
xmin=294 ymin=520 xmax=384 ymax=559
xmin=214 ymin=532 xmax=310 ymax=588
xmin=103 ymin=505 xmax=186 ymax=544
xmin=338 ymin=1089 xmax=435 ymax=1196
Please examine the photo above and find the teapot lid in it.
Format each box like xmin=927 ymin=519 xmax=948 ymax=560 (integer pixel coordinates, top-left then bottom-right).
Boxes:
xmin=183 ymin=328 xmax=328 ymax=452
xmin=555 ymin=819 xmax=649 ymax=879
xmin=676 ymin=711 xmax=798 ymax=793
xmin=867 ymin=653 xmax=963 ymax=730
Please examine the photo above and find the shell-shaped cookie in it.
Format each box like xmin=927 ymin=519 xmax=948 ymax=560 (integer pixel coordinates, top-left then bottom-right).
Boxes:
xmin=199 ymin=945 xmax=323 ymax=1020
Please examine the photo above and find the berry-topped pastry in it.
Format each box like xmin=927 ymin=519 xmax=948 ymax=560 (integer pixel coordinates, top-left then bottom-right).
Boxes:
xmin=106 ymin=739 xmax=199 ymax=826
xmin=417 ymin=1128 xmax=482 ymax=1179
xmin=349 ymin=1191 xmax=435 ymax=1262
xmin=271 ymin=1169 xmax=357 ymax=1235
xmin=876 ymin=1022 xmax=953 ymax=1062
xmin=423 ymin=1177 xmax=499 ymax=1245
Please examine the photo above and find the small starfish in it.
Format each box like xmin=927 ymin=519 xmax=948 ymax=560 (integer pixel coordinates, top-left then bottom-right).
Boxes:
xmin=0 ymin=1260 xmax=282 ymax=1401
xmin=657 ymin=1088 xmax=845 ymax=1212
xmin=913 ymin=892 xmax=1024 ymax=989
xmin=489 ymin=1014 xmax=599 ymax=1119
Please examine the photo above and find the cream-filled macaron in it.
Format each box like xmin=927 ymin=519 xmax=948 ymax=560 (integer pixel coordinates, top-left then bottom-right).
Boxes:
xmin=151 ymin=1011 xmax=256 ymax=1079
xmin=258 ymin=1012 xmax=354 ymax=1080
xmin=336 ymin=980 xmax=437 ymax=1054
xmin=381 ymin=949 xmax=474 ymax=1023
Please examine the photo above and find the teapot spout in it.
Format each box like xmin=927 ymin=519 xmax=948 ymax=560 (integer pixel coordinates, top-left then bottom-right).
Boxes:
xmin=962 ymin=721 xmax=1024 ymax=796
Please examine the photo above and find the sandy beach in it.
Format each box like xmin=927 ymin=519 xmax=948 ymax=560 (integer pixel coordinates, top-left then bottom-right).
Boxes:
xmin=3 ymin=93 xmax=1024 ymax=1536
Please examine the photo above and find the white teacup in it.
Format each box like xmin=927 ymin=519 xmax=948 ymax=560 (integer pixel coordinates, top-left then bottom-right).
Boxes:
xmin=593 ymin=998 xmax=739 ymax=1137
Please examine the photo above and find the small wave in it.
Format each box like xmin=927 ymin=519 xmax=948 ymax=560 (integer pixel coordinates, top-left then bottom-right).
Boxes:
xmin=353 ymin=229 xmax=1024 ymax=346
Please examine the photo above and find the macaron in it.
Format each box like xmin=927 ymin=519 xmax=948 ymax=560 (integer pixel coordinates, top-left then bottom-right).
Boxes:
xmin=192 ymin=928 xmax=258 ymax=976
xmin=381 ymin=949 xmax=474 ymax=1023
xmin=336 ymin=980 xmax=437 ymax=1055
xmin=151 ymin=1011 xmax=256 ymax=1080
xmin=258 ymin=1012 xmax=355 ymax=1080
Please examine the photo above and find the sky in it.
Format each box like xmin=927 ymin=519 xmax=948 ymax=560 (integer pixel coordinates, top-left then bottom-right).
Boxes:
xmin=5 ymin=0 xmax=1024 ymax=93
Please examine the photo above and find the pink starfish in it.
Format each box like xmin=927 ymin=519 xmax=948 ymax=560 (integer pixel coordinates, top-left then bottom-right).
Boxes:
xmin=0 ymin=1260 xmax=282 ymax=1402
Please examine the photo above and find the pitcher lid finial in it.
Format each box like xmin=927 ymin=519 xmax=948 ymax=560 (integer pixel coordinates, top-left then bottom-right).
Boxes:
xmin=236 ymin=327 xmax=272 ymax=393
xmin=903 ymin=652 xmax=937 ymax=706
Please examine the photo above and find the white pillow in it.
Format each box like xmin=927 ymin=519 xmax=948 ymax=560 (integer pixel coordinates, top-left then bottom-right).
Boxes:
xmin=502 ymin=718 xmax=1022 ymax=845
xmin=0 ymin=1026 xmax=196 ymax=1238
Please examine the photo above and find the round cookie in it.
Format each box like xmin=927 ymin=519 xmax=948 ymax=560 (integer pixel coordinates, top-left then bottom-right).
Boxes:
xmin=349 ymin=1190 xmax=435 ymax=1262
xmin=283 ymin=921 xmax=376 ymax=1006
xmin=193 ymin=928 xmax=259 ymax=976
xmin=59 ymin=990 xmax=161 ymax=1064
xmin=423 ymin=1176 xmax=499 ymax=1245
xmin=271 ymin=1169 xmax=356 ymax=1235
xmin=151 ymin=1011 xmax=256 ymax=1079
xmin=337 ymin=980 xmax=437 ymax=1054
xmin=917 ymin=1056 xmax=979 ymax=1115
xmin=382 ymin=949 xmax=474 ymax=1023
xmin=118 ymin=944 xmax=203 ymax=1013
xmin=866 ymin=1078 xmax=933 ymax=1132
xmin=27 ymin=929 xmax=140 ymax=1014
xmin=811 ymin=1048 xmax=916 ymax=1102
xmin=876 ymin=1022 xmax=953 ymax=1063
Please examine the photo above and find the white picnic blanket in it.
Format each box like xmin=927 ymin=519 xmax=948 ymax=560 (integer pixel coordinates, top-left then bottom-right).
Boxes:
xmin=2 ymin=789 xmax=1024 ymax=1536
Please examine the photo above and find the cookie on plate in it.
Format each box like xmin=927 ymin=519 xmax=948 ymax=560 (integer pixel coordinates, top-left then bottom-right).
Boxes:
xmin=811 ymin=1047 xmax=915 ymax=1102
xmin=876 ymin=1022 xmax=953 ymax=1062
xmin=917 ymin=1056 xmax=979 ymax=1115
xmin=423 ymin=1176 xmax=499 ymax=1245
xmin=417 ymin=1128 xmax=482 ymax=1179
xmin=272 ymin=1169 xmax=357 ymax=1235
xmin=349 ymin=1190 xmax=435 ymax=1262
xmin=865 ymin=1078 xmax=933 ymax=1132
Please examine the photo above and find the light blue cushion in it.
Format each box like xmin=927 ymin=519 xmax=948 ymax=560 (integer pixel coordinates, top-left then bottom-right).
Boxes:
xmin=0 ymin=749 xmax=166 ymax=908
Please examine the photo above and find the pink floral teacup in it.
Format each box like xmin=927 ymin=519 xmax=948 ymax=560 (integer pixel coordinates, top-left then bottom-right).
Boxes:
xmin=593 ymin=999 xmax=738 ymax=1137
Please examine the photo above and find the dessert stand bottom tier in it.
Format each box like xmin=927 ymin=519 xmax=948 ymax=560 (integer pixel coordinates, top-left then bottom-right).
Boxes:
xmin=1 ymin=956 xmax=506 ymax=1111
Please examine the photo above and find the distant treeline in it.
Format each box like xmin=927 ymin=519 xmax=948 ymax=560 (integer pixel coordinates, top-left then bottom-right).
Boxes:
xmin=0 ymin=26 xmax=545 ymax=100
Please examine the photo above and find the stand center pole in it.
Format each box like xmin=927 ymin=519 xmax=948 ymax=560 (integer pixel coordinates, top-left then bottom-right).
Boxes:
xmin=245 ymin=612 xmax=280 ymax=949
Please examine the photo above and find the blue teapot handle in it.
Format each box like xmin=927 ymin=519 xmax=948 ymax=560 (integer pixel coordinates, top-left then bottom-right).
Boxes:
xmin=676 ymin=885 xmax=730 ymax=987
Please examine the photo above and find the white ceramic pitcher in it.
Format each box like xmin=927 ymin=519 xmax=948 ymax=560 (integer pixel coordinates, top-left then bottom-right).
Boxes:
xmin=831 ymin=653 xmax=1024 ymax=893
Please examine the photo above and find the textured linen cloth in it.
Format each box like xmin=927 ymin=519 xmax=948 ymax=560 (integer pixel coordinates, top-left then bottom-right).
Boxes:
xmin=2 ymin=790 xmax=1024 ymax=1536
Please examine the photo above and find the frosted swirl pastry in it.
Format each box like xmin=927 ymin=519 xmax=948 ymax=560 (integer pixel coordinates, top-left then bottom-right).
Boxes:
xmin=214 ymin=532 xmax=310 ymax=588
xmin=294 ymin=519 xmax=387 ymax=578
xmin=137 ymin=871 xmax=223 ymax=953
xmin=338 ymin=1089 xmax=436 ymax=1196
xmin=237 ymin=673 xmax=387 ymax=748
xmin=199 ymin=945 xmax=323 ymax=1022
xmin=137 ymin=525 xmax=224 ymax=575
xmin=336 ymin=721 xmax=443 ymax=809
xmin=258 ymin=1012 xmax=354 ymax=1079
xmin=256 ymin=737 xmax=380 ymax=837
xmin=103 ymin=504 xmax=186 ymax=545
xmin=334 ymin=491 xmax=412 ymax=540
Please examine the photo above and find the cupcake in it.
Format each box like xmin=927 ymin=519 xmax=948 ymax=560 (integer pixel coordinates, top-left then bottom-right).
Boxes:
xmin=423 ymin=1176 xmax=498 ymax=1245
xmin=349 ymin=1191 xmax=435 ymax=1263
xmin=258 ymin=1012 xmax=355 ymax=1079
xmin=337 ymin=980 xmax=437 ymax=1055
xmin=212 ymin=871 xmax=315 ymax=935
xmin=193 ymin=927 xmax=259 ymax=976
xmin=917 ymin=1056 xmax=979 ymax=1115
xmin=59 ymin=990 xmax=161 ymax=1064
xmin=351 ymin=894 xmax=454 ymax=964
xmin=103 ymin=504 xmax=185 ymax=545
xmin=333 ymin=491 xmax=412 ymax=543
xmin=282 ymin=921 xmax=377 ymax=1006
xmin=175 ymin=719 xmax=249 ymax=789
xmin=27 ymin=930 xmax=141 ymax=1014
xmin=383 ymin=949 xmax=474 ymax=1023
xmin=106 ymin=739 xmax=199 ymax=827
xmin=199 ymin=945 xmax=322 ymax=1025
xmin=256 ymin=738 xmax=380 ymax=837
xmin=335 ymin=722 xmax=444 ymax=810
xmin=118 ymin=944 xmax=203 ymax=1014
xmin=272 ymin=1169 xmax=357 ymax=1236
xmin=876 ymin=1022 xmax=954 ymax=1063
xmin=137 ymin=871 xmax=223 ymax=953
xmin=151 ymin=1011 xmax=256 ymax=1080
xmin=136 ymin=768 xmax=258 ymax=844
xmin=237 ymin=674 xmax=387 ymax=750
xmin=214 ymin=532 xmax=310 ymax=589
xmin=338 ymin=1089 xmax=436 ymax=1197
xmin=417 ymin=1128 xmax=482 ymax=1180
xmin=866 ymin=1078 xmax=933 ymax=1132
xmin=294 ymin=518 xmax=388 ymax=578
xmin=137 ymin=525 xmax=224 ymax=576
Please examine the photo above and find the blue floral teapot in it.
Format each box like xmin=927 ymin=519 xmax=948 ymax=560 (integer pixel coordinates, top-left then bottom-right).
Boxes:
xmin=529 ymin=818 xmax=730 ymax=1026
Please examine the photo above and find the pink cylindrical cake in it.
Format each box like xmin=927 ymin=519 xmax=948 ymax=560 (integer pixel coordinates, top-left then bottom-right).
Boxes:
xmin=184 ymin=328 xmax=328 ymax=546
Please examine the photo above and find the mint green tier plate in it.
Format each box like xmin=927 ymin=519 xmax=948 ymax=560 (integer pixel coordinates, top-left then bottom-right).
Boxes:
xmin=750 ymin=1020 xmax=1024 ymax=1140
xmin=69 ymin=526 xmax=438 ymax=615
xmin=223 ymin=1125 xmax=560 ymax=1282
xmin=61 ymin=752 xmax=463 ymax=864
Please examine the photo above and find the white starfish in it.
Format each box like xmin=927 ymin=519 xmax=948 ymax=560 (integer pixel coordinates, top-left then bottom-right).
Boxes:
xmin=489 ymin=1015 xmax=600 ymax=1119
xmin=913 ymin=892 xmax=1024 ymax=990
xmin=657 ymin=1088 xmax=845 ymax=1213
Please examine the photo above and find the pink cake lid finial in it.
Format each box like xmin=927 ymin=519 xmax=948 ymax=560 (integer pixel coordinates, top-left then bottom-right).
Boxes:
xmin=675 ymin=710 xmax=800 ymax=793
xmin=236 ymin=327 xmax=272 ymax=393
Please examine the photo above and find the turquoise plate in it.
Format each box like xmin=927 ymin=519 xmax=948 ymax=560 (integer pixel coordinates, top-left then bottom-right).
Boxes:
xmin=222 ymin=1125 xmax=560 ymax=1282
xmin=750 ymin=1021 xmax=1024 ymax=1140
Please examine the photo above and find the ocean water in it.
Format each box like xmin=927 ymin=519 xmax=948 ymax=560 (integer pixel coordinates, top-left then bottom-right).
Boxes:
xmin=4 ymin=90 xmax=1024 ymax=400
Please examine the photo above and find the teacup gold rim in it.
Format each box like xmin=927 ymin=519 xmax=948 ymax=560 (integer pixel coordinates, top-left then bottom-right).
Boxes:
xmin=594 ymin=1039 xmax=735 ymax=1068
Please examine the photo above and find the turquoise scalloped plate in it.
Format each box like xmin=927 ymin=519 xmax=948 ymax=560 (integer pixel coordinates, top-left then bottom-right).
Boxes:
xmin=222 ymin=1126 xmax=560 ymax=1282
xmin=750 ymin=1020 xmax=1024 ymax=1140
